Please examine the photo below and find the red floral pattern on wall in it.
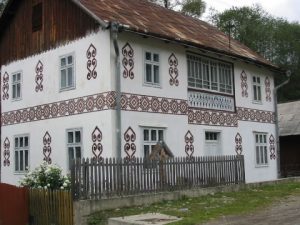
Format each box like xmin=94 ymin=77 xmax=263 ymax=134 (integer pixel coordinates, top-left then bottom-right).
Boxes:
xmin=235 ymin=133 xmax=242 ymax=155
xmin=269 ymin=134 xmax=276 ymax=160
xmin=241 ymin=70 xmax=248 ymax=98
xmin=168 ymin=53 xmax=179 ymax=86
xmin=43 ymin=131 xmax=52 ymax=164
xmin=185 ymin=131 xmax=194 ymax=158
xmin=124 ymin=127 xmax=136 ymax=160
xmin=35 ymin=60 xmax=44 ymax=92
xmin=122 ymin=43 xmax=134 ymax=79
xmin=3 ymin=137 xmax=10 ymax=167
xmin=265 ymin=76 xmax=271 ymax=102
xmin=92 ymin=126 xmax=103 ymax=161
xmin=2 ymin=72 xmax=9 ymax=100
xmin=87 ymin=43 xmax=97 ymax=80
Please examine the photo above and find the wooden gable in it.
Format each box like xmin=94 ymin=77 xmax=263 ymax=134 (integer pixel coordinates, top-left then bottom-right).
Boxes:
xmin=0 ymin=0 xmax=98 ymax=66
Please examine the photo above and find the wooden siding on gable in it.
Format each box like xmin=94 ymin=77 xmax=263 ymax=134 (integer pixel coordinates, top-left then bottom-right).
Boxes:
xmin=0 ymin=0 xmax=99 ymax=66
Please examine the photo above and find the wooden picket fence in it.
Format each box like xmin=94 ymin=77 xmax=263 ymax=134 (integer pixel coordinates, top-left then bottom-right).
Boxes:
xmin=71 ymin=155 xmax=245 ymax=200
xmin=29 ymin=189 xmax=73 ymax=225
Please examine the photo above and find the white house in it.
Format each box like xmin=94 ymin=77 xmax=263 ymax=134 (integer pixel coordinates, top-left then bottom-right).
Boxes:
xmin=0 ymin=0 xmax=282 ymax=185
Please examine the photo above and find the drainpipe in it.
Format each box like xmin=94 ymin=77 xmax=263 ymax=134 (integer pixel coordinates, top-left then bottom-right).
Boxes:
xmin=111 ymin=22 xmax=122 ymax=159
xmin=274 ymin=70 xmax=291 ymax=178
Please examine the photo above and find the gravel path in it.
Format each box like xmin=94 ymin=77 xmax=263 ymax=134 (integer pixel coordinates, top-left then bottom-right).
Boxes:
xmin=200 ymin=194 xmax=300 ymax=225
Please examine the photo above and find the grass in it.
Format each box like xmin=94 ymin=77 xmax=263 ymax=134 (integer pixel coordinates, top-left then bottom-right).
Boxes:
xmin=87 ymin=181 xmax=300 ymax=225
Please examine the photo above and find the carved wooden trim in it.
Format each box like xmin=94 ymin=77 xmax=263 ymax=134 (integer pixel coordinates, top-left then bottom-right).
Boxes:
xmin=235 ymin=133 xmax=242 ymax=155
xmin=122 ymin=43 xmax=134 ymax=79
xmin=265 ymin=76 xmax=271 ymax=102
xmin=241 ymin=70 xmax=248 ymax=98
xmin=124 ymin=127 xmax=136 ymax=160
xmin=35 ymin=60 xmax=44 ymax=92
xmin=87 ymin=43 xmax=97 ymax=80
xmin=3 ymin=137 xmax=10 ymax=167
xmin=43 ymin=131 xmax=52 ymax=164
xmin=185 ymin=131 xmax=194 ymax=158
xmin=2 ymin=72 xmax=9 ymax=100
xmin=92 ymin=126 xmax=103 ymax=161
xmin=168 ymin=53 xmax=179 ymax=86
xmin=269 ymin=134 xmax=276 ymax=160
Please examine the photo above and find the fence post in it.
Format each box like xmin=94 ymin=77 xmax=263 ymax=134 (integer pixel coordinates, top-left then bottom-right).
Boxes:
xmin=234 ymin=156 xmax=238 ymax=184
xmin=70 ymin=159 xmax=76 ymax=200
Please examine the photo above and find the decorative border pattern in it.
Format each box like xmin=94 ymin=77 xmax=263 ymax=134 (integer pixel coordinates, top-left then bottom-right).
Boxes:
xmin=188 ymin=109 xmax=238 ymax=127
xmin=236 ymin=107 xmax=275 ymax=124
xmin=87 ymin=43 xmax=97 ymax=80
xmin=3 ymin=137 xmax=10 ymax=167
xmin=121 ymin=93 xmax=188 ymax=115
xmin=185 ymin=131 xmax=194 ymax=158
xmin=235 ymin=133 xmax=242 ymax=155
xmin=2 ymin=72 xmax=9 ymax=100
xmin=265 ymin=76 xmax=271 ymax=102
xmin=124 ymin=127 xmax=136 ymax=160
xmin=35 ymin=60 xmax=44 ymax=92
xmin=122 ymin=43 xmax=134 ymax=79
xmin=269 ymin=134 xmax=276 ymax=160
xmin=168 ymin=53 xmax=179 ymax=86
xmin=43 ymin=131 xmax=52 ymax=164
xmin=241 ymin=70 xmax=248 ymax=98
xmin=92 ymin=126 xmax=103 ymax=161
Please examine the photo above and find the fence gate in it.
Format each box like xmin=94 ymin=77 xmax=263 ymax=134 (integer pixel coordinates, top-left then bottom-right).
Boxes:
xmin=0 ymin=183 xmax=29 ymax=225
xmin=29 ymin=189 xmax=73 ymax=225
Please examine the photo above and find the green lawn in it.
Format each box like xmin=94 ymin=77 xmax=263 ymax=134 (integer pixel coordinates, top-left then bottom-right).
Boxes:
xmin=87 ymin=181 xmax=300 ymax=225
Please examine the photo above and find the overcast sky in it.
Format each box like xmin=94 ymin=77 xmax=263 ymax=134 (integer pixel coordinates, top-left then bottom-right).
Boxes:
xmin=203 ymin=0 xmax=300 ymax=23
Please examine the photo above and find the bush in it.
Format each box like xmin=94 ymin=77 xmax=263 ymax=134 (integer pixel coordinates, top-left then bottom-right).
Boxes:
xmin=19 ymin=162 xmax=71 ymax=190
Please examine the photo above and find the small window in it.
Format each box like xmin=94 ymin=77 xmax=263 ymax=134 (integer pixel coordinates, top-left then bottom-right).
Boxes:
xmin=254 ymin=133 xmax=268 ymax=166
xmin=142 ymin=127 xmax=164 ymax=158
xmin=60 ymin=54 xmax=75 ymax=90
xmin=252 ymin=76 xmax=262 ymax=102
xmin=12 ymin=72 xmax=22 ymax=100
xmin=32 ymin=3 xmax=43 ymax=32
xmin=144 ymin=51 xmax=160 ymax=86
xmin=205 ymin=131 xmax=221 ymax=156
xmin=15 ymin=135 xmax=29 ymax=172
xmin=67 ymin=129 xmax=82 ymax=169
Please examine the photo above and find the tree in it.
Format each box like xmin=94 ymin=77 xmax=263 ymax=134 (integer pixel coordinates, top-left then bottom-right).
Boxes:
xmin=149 ymin=0 xmax=206 ymax=18
xmin=209 ymin=5 xmax=300 ymax=102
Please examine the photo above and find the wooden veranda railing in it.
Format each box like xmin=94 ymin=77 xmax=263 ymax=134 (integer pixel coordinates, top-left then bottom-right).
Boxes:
xmin=71 ymin=155 xmax=245 ymax=200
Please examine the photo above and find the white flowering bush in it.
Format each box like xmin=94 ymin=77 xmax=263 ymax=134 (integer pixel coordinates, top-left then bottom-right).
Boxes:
xmin=19 ymin=162 xmax=71 ymax=190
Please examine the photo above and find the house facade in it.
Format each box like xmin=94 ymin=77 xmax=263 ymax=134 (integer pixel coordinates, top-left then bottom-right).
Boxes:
xmin=0 ymin=0 xmax=280 ymax=185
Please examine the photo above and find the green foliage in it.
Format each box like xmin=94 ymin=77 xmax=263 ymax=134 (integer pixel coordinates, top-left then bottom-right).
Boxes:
xmin=209 ymin=4 xmax=300 ymax=102
xmin=19 ymin=162 xmax=71 ymax=190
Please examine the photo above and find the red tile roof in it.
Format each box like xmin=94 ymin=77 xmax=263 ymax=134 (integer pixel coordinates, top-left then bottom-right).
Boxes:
xmin=78 ymin=0 xmax=279 ymax=70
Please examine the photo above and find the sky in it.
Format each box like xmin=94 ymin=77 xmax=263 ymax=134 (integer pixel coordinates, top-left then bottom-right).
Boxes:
xmin=203 ymin=0 xmax=300 ymax=23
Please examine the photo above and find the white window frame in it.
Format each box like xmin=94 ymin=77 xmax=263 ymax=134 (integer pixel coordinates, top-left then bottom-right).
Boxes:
xmin=204 ymin=131 xmax=222 ymax=156
xmin=66 ymin=128 xmax=82 ymax=169
xmin=60 ymin=53 xmax=75 ymax=91
xmin=254 ymin=132 xmax=268 ymax=167
xmin=144 ymin=51 xmax=160 ymax=87
xmin=252 ymin=75 xmax=262 ymax=103
xmin=14 ymin=134 xmax=30 ymax=173
xmin=142 ymin=127 xmax=165 ymax=158
xmin=187 ymin=54 xmax=233 ymax=95
xmin=12 ymin=71 xmax=22 ymax=101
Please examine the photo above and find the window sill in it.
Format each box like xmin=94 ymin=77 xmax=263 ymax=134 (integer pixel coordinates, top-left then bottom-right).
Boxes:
xmin=12 ymin=97 xmax=22 ymax=102
xmin=59 ymin=86 xmax=76 ymax=92
xmin=255 ymin=164 xmax=269 ymax=168
xmin=252 ymin=100 xmax=263 ymax=105
xmin=143 ymin=83 xmax=161 ymax=89
xmin=14 ymin=171 xmax=28 ymax=175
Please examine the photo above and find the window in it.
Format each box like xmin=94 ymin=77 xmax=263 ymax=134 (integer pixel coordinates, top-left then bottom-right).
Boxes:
xmin=144 ymin=51 xmax=160 ymax=86
xmin=32 ymin=3 xmax=43 ymax=32
xmin=60 ymin=54 xmax=75 ymax=90
xmin=67 ymin=129 xmax=82 ymax=168
xmin=205 ymin=131 xmax=221 ymax=156
xmin=14 ymin=135 xmax=29 ymax=172
xmin=12 ymin=72 xmax=22 ymax=100
xmin=252 ymin=76 xmax=262 ymax=102
xmin=187 ymin=54 xmax=233 ymax=94
xmin=254 ymin=133 xmax=268 ymax=166
xmin=142 ymin=128 xmax=164 ymax=158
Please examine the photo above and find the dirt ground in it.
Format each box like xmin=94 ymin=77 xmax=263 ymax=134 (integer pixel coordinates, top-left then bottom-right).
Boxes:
xmin=200 ymin=194 xmax=300 ymax=225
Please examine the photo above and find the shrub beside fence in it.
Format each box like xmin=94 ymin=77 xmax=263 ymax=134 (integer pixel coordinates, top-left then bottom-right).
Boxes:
xmin=71 ymin=155 xmax=245 ymax=200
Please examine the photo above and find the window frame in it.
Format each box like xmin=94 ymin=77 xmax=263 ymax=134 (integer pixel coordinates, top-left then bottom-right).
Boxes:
xmin=66 ymin=128 xmax=83 ymax=169
xmin=11 ymin=71 xmax=22 ymax=101
xmin=254 ymin=132 xmax=268 ymax=167
xmin=187 ymin=53 xmax=234 ymax=95
xmin=14 ymin=134 xmax=30 ymax=173
xmin=142 ymin=127 xmax=165 ymax=159
xmin=204 ymin=130 xmax=222 ymax=156
xmin=252 ymin=75 xmax=262 ymax=103
xmin=143 ymin=50 xmax=161 ymax=87
xmin=59 ymin=53 xmax=75 ymax=91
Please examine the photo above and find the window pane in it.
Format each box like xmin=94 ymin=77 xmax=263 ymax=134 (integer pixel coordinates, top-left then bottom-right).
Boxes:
xmin=75 ymin=131 xmax=81 ymax=143
xmin=153 ymin=65 xmax=159 ymax=84
xmin=68 ymin=132 xmax=73 ymax=144
xmin=15 ymin=151 xmax=19 ymax=171
xmin=256 ymin=135 xmax=259 ymax=143
xmin=263 ymin=135 xmax=267 ymax=143
xmin=24 ymin=137 xmax=29 ymax=147
xmin=61 ymin=58 xmax=66 ymax=67
xmin=253 ymin=76 xmax=256 ymax=82
xmin=61 ymin=69 xmax=67 ymax=88
xmin=67 ymin=67 xmax=73 ymax=87
xmin=256 ymin=147 xmax=259 ymax=164
xmin=17 ymin=83 xmax=21 ymax=98
xmin=75 ymin=147 xmax=81 ymax=159
xmin=145 ymin=52 xmax=151 ymax=61
xmin=153 ymin=54 xmax=159 ymax=62
xmin=144 ymin=129 xmax=149 ymax=141
xmin=15 ymin=137 xmax=19 ymax=148
xmin=144 ymin=145 xmax=150 ymax=157
xmin=158 ymin=130 xmax=163 ymax=141
xmin=17 ymin=73 xmax=21 ymax=81
xmin=20 ymin=151 xmax=24 ymax=171
xmin=264 ymin=147 xmax=268 ymax=164
xmin=25 ymin=150 xmax=29 ymax=170
xmin=146 ymin=64 xmax=152 ymax=82
xmin=68 ymin=147 xmax=74 ymax=160
xmin=68 ymin=55 xmax=73 ymax=65
xmin=20 ymin=137 xmax=24 ymax=147
xmin=260 ymin=146 xmax=264 ymax=164
xmin=253 ymin=86 xmax=257 ymax=100
xmin=257 ymin=77 xmax=260 ymax=83
xmin=13 ymin=85 xmax=16 ymax=99
xmin=151 ymin=130 xmax=157 ymax=141
xmin=13 ymin=74 xmax=17 ymax=82
xmin=257 ymin=86 xmax=261 ymax=100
